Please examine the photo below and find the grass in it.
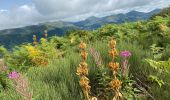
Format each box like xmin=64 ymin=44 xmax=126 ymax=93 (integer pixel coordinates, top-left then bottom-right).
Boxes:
xmin=0 ymin=50 xmax=83 ymax=100
xmin=0 ymin=39 xmax=170 ymax=100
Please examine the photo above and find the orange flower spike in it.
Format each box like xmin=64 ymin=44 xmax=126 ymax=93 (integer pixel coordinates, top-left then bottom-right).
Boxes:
xmin=109 ymin=39 xmax=116 ymax=49
xmin=79 ymin=76 xmax=91 ymax=92
xmin=108 ymin=62 xmax=119 ymax=72
xmin=80 ymin=62 xmax=88 ymax=68
xmin=110 ymin=79 xmax=122 ymax=90
xmin=108 ymin=49 xmax=118 ymax=58
xmin=76 ymin=64 xmax=88 ymax=76
xmin=81 ymin=51 xmax=88 ymax=61
xmin=79 ymin=42 xmax=87 ymax=49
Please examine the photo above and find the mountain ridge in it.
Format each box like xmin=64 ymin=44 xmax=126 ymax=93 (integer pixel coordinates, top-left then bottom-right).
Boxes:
xmin=0 ymin=9 xmax=161 ymax=48
xmin=74 ymin=9 xmax=161 ymax=29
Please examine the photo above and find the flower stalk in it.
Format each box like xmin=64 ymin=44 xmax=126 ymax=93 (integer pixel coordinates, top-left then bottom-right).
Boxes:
xmin=33 ymin=34 xmax=37 ymax=46
xmin=120 ymin=51 xmax=131 ymax=77
xmin=8 ymin=71 xmax=32 ymax=100
xmin=89 ymin=48 xmax=103 ymax=68
xmin=44 ymin=30 xmax=48 ymax=41
xmin=76 ymin=42 xmax=91 ymax=100
xmin=108 ymin=38 xmax=122 ymax=100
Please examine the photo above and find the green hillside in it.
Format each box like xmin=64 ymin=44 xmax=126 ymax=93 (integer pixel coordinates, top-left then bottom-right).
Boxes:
xmin=152 ymin=6 xmax=170 ymax=18
xmin=0 ymin=9 xmax=160 ymax=49
xmin=0 ymin=21 xmax=78 ymax=49
xmin=0 ymin=11 xmax=170 ymax=100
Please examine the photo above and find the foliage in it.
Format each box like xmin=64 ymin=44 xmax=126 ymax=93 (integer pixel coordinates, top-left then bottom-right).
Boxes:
xmin=150 ymin=44 xmax=164 ymax=60
xmin=151 ymin=6 xmax=170 ymax=18
xmin=2 ymin=38 xmax=58 ymax=72
xmin=146 ymin=57 xmax=169 ymax=88
xmin=0 ymin=13 xmax=170 ymax=100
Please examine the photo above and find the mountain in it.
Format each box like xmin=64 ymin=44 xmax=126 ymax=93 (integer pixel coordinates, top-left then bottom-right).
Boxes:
xmin=0 ymin=9 xmax=161 ymax=48
xmin=73 ymin=9 xmax=161 ymax=30
xmin=0 ymin=21 xmax=78 ymax=48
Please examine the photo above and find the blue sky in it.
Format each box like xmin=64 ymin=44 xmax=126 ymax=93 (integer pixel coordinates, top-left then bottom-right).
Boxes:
xmin=0 ymin=0 xmax=170 ymax=30
xmin=0 ymin=0 xmax=32 ymax=9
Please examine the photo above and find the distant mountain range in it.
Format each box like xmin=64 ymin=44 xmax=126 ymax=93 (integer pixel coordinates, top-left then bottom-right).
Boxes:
xmin=73 ymin=9 xmax=160 ymax=29
xmin=0 ymin=9 xmax=161 ymax=48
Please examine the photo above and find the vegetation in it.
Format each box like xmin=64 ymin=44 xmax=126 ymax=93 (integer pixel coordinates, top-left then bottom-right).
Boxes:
xmin=0 ymin=10 xmax=160 ymax=49
xmin=0 ymin=9 xmax=170 ymax=100
xmin=152 ymin=6 xmax=170 ymax=18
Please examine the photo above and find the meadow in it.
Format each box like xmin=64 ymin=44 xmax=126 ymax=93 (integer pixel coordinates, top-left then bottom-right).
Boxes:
xmin=0 ymin=14 xmax=170 ymax=100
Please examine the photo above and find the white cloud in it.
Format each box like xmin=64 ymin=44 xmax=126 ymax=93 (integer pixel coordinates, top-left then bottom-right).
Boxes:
xmin=0 ymin=5 xmax=42 ymax=29
xmin=0 ymin=0 xmax=170 ymax=30
xmin=32 ymin=0 xmax=153 ymax=20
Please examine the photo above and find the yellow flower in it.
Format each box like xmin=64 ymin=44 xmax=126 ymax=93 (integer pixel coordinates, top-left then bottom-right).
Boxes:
xmin=81 ymin=51 xmax=88 ymax=61
xmin=25 ymin=46 xmax=41 ymax=57
xmin=76 ymin=64 xmax=88 ymax=76
xmin=79 ymin=76 xmax=91 ymax=92
xmin=25 ymin=46 xmax=49 ymax=66
xmin=110 ymin=79 xmax=122 ymax=90
xmin=109 ymin=39 xmax=116 ymax=49
xmin=108 ymin=49 xmax=118 ymax=58
xmin=108 ymin=62 xmax=119 ymax=72
xmin=76 ymin=61 xmax=88 ymax=76
xmin=79 ymin=42 xmax=87 ymax=49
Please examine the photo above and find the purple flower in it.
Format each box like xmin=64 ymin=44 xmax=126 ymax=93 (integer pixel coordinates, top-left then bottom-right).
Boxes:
xmin=8 ymin=71 xmax=20 ymax=79
xmin=121 ymin=51 xmax=132 ymax=58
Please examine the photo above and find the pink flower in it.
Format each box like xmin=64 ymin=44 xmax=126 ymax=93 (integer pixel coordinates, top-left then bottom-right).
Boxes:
xmin=121 ymin=51 xmax=131 ymax=58
xmin=8 ymin=71 xmax=20 ymax=79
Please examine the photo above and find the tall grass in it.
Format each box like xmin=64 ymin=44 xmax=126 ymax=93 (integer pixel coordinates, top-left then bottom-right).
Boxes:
xmin=0 ymin=50 xmax=83 ymax=100
xmin=0 ymin=40 xmax=169 ymax=100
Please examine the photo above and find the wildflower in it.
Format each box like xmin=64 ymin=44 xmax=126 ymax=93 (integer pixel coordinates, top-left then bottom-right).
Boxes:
xmin=81 ymin=51 xmax=88 ymax=61
xmin=110 ymin=79 xmax=122 ymax=90
xmin=122 ymin=60 xmax=129 ymax=77
xmin=89 ymin=48 xmax=103 ymax=67
xmin=25 ymin=46 xmax=40 ymax=57
xmin=110 ymin=79 xmax=122 ymax=100
xmin=79 ymin=76 xmax=91 ymax=92
xmin=80 ymin=62 xmax=88 ymax=68
xmin=33 ymin=35 xmax=37 ymax=46
xmin=108 ymin=39 xmax=122 ymax=99
xmin=109 ymin=39 xmax=116 ymax=49
xmin=9 ymin=73 xmax=32 ymax=100
xmin=108 ymin=49 xmax=118 ymax=58
xmin=8 ymin=71 xmax=20 ymax=79
xmin=44 ymin=30 xmax=48 ymax=39
xmin=120 ymin=51 xmax=131 ymax=58
xmin=76 ymin=64 xmax=88 ymax=76
xmin=108 ymin=62 xmax=119 ymax=72
xmin=79 ymin=42 xmax=87 ymax=49
xmin=77 ymin=42 xmax=91 ymax=100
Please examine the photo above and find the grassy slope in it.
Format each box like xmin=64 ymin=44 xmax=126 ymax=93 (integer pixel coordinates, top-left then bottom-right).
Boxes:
xmin=1 ymin=40 xmax=169 ymax=100
xmin=0 ymin=15 xmax=170 ymax=100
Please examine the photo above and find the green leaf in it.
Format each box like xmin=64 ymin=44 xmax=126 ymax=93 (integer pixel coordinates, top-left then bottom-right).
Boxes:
xmin=148 ymin=75 xmax=165 ymax=87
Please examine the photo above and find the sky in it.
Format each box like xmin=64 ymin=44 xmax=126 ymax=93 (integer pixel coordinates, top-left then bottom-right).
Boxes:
xmin=0 ymin=0 xmax=170 ymax=30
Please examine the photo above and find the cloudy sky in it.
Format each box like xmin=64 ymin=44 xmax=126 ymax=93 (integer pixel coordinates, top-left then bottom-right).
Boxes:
xmin=0 ymin=0 xmax=170 ymax=30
